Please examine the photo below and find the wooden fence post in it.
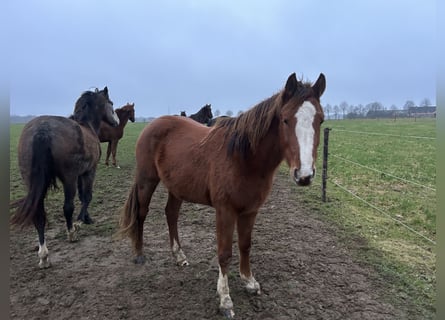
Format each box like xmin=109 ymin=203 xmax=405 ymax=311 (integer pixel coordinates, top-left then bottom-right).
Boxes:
xmin=322 ymin=128 xmax=331 ymax=202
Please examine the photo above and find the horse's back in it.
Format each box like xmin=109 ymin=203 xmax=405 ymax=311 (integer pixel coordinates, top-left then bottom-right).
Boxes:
xmin=135 ymin=116 xmax=213 ymax=203
xmin=137 ymin=115 xmax=209 ymax=149
xmin=18 ymin=115 xmax=100 ymax=180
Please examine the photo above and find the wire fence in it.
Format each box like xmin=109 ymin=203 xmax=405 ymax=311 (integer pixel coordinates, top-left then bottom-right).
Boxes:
xmin=322 ymin=127 xmax=436 ymax=246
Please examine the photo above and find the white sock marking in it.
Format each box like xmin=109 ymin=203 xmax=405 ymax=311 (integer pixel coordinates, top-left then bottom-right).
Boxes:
xmin=217 ymin=267 xmax=234 ymax=313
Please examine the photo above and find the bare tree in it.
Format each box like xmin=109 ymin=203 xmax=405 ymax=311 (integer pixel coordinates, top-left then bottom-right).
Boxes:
xmin=340 ymin=101 xmax=348 ymax=119
xmin=324 ymin=103 xmax=332 ymax=120
xmin=419 ymin=98 xmax=432 ymax=107
xmin=214 ymin=109 xmax=221 ymax=117
xmin=403 ymin=100 xmax=415 ymax=110
xmin=226 ymin=110 xmax=233 ymax=117
xmin=333 ymin=105 xmax=339 ymax=120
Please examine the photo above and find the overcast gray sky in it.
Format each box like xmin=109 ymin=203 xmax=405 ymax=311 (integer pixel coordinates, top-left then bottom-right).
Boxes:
xmin=6 ymin=0 xmax=436 ymax=118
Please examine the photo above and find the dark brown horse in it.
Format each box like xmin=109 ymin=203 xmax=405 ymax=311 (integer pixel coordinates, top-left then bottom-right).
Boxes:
xmin=189 ymin=103 xmax=213 ymax=124
xmin=98 ymin=102 xmax=135 ymax=168
xmin=118 ymin=73 xmax=325 ymax=318
xmin=11 ymin=87 xmax=119 ymax=269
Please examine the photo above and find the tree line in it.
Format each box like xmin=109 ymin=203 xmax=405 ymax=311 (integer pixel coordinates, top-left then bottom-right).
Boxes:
xmin=322 ymin=98 xmax=434 ymax=120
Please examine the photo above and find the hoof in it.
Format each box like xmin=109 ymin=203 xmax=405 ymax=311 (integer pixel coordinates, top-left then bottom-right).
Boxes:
xmin=219 ymin=307 xmax=235 ymax=319
xmin=67 ymin=222 xmax=81 ymax=242
xmin=246 ymin=286 xmax=262 ymax=295
xmin=134 ymin=255 xmax=146 ymax=264
xmin=38 ymin=258 xmax=51 ymax=269
xmin=82 ymin=215 xmax=94 ymax=225
xmin=177 ymin=259 xmax=189 ymax=267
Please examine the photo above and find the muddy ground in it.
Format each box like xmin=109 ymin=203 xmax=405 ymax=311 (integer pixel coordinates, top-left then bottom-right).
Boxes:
xmin=10 ymin=170 xmax=412 ymax=319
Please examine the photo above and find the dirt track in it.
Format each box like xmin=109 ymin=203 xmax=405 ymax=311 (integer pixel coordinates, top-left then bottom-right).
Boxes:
xmin=10 ymin=170 xmax=407 ymax=319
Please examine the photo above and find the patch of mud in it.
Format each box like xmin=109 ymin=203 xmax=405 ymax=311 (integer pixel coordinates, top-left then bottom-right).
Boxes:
xmin=10 ymin=171 xmax=406 ymax=319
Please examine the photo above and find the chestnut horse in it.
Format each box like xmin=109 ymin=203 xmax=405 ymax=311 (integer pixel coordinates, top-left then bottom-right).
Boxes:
xmin=11 ymin=87 xmax=119 ymax=268
xmin=118 ymin=73 xmax=325 ymax=318
xmin=98 ymin=102 xmax=135 ymax=168
xmin=189 ymin=103 xmax=213 ymax=125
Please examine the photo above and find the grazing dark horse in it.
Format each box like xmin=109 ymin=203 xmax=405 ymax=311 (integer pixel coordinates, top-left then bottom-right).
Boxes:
xmin=118 ymin=73 xmax=325 ymax=318
xmin=207 ymin=115 xmax=230 ymax=126
xmin=189 ymin=103 xmax=213 ymax=124
xmin=98 ymin=102 xmax=135 ymax=168
xmin=11 ymin=87 xmax=119 ymax=268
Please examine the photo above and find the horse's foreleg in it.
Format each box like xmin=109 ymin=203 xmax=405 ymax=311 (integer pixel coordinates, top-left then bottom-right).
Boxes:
xmin=111 ymin=140 xmax=119 ymax=168
xmin=105 ymin=142 xmax=111 ymax=166
xmin=63 ymin=181 xmax=79 ymax=242
xmin=77 ymin=171 xmax=95 ymax=224
xmin=237 ymin=212 xmax=261 ymax=294
xmin=165 ymin=193 xmax=188 ymax=266
xmin=33 ymin=200 xmax=50 ymax=268
xmin=216 ymin=210 xmax=236 ymax=318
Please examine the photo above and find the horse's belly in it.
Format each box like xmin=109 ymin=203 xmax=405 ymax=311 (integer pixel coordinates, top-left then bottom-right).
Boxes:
xmin=162 ymin=178 xmax=211 ymax=206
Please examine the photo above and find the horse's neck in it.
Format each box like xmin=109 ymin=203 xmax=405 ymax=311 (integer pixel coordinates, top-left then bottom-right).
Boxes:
xmin=81 ymin=120 xmax=101 ymax=137
xmin=247 ymin=123 xmax=283 ymax=174
xmin=86 ymin=120 xmax=101 ymax=136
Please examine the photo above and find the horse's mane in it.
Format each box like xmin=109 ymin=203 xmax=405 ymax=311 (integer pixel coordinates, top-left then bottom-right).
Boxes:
xmin=208 ymin=92 xmax=281 ymax=158
xmin=116 ymin=103 xmax=133 ymax=114
xmin=69 ymin=90 xmax=98 ymax=125
xmin=208 ymin=80 xmax=314 ymax=158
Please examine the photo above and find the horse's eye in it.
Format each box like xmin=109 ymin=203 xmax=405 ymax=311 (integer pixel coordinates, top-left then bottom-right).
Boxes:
xmin=283 ymin=119 xmax=288 ymax=125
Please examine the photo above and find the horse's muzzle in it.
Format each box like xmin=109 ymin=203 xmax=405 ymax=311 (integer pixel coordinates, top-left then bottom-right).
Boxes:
xmin=293 ymin=168 xmax=315 ymax=186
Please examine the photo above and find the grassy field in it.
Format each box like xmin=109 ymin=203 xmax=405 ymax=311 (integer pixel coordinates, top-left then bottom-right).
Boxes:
xmin=293 ymin=117 xmax=436 ymax=317
xmin=10 ymin=117 xmax=436 ymax=317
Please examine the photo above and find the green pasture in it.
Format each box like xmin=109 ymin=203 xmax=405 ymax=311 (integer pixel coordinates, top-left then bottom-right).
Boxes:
xmin=293 ymin=117 xmax=436 ymax=318
xmin=10 ymin=117 xmax=436 ymax=318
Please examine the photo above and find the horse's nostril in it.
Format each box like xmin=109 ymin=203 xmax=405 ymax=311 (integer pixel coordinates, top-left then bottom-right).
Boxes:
xmin=294 ymin=169 xmax=314 ymax=186
xmin=297 ymin=176 xmax=312 ymax=186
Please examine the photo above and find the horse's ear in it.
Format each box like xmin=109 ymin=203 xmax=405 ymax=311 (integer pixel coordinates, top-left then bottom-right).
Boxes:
xmin=312 ymin=73 xmax=326 ymax=98
xmin=103 ymin=86 xmax=108 ymax=94
xmin=283 ymin=73 xmax=305 ymax=102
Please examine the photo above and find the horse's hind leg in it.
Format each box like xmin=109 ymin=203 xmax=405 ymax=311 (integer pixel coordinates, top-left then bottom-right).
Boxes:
xmin=77 ymin=170 xmax=95 ymax=224
xmin=165 ymin=192 xmax=188 ymax=266
xmin=62 ymin=180 xmax=80 ymax=242
xmin=130 ymin=179 xmax=157 ymax=264
xmin=34 ymin=200 xmax=50 ymax=268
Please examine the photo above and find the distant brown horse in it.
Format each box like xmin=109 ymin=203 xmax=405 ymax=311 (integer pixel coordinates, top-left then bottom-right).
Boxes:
xmin=98 ymin=102 xmax=135 ymax=168
xmin=118 ymin=73 xmax=325 ymax=318
xmin=11 ymin=87 xmax=119 ymax=268
xmin=189 ymin=103 xmax=213 ymax=124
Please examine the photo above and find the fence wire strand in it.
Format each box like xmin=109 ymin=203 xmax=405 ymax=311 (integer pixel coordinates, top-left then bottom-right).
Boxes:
xmin=332 ymin=129 xmax=436 ymax=140
xmin=331 ymin=154 xmax=436 ymax=191
xmin=329 ymin=180 xmax=436 ymax=245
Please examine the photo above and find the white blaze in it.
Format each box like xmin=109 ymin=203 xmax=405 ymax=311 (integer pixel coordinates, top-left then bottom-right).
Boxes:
xmin=295 ymin=101 xmax=316 ymax=177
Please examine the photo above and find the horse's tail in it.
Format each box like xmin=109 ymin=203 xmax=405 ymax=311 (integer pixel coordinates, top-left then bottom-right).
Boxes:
xmin=116 ymin=181 xmax=140 ymax=242
xmin=11 ymin=129 xmax=57 ymax=228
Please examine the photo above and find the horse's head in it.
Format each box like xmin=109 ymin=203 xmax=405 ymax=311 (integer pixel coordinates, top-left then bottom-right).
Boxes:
xmin=123 ymin=102 xmax=136 ymax=123
xmin=203 ymin=104 xmax=213 ymax=121
xmin=279 ymin=73 xmax=325 ymax=186
xmin=98 ymin=87 xmax=120 ymax=127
